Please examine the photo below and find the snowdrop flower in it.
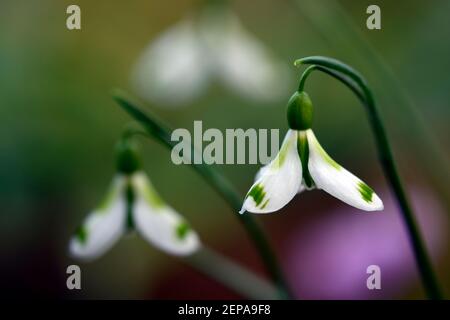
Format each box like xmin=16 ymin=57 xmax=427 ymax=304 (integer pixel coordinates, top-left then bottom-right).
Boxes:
xmin=70 ymin=140 xmax=200 ymax=261
xmin=240 ymin=90 xmax=384 ymax=214
xmin=131 ymin=5 xmax=290 ymax=107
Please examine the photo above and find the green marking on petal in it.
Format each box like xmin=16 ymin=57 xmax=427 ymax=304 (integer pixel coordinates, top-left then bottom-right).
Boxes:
xmin=260 ymin=199 xmax=269 ymax=210
xmin=272 ymin=132 xmax=294 ymax=169
xmin=310 ymin=133 xmax=341 ymax=170
xmin=98 ymin=183 xmax=120 ymax=211
xmin=298 ymin=131 xmax=314 ymax=188
xmin=358 ymin=181 xmax=374 ymax=203
xmin=141 ymin=182 xmax=165 ymax=209
xmin=126 ymin=183 xmax=135 ymax=230
xmin=277 ymin=139 xmax=291 ymax=167
xmin=247 ymin=184 xmax=266 ymax=206
xmin=175 ymin=221 xmax=191 ymax=240
xmin=75 ymin=225 xmax=88 ymax=245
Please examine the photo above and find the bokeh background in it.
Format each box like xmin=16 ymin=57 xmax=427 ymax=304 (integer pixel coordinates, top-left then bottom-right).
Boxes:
xmin=0 ymin=0 xmax=449 ymax=299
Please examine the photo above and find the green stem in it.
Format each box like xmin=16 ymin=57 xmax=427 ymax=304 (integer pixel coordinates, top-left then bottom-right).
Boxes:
xmin=299 ymin=65 xmax=365 ymax=102
xmin=112 ymin=90 xmax=291 ymax=299
xmin=185 ymin=246 xmax=279 ymax=299
xmin=292 ymin=0 xmax=450 ymax=212
xmin=298 ymin=65 xmax=316 ymax=92
xmin=295 ymin=56 xmax=443 ymax=299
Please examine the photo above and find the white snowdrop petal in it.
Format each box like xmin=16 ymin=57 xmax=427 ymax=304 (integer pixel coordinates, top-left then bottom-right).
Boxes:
xmin=69 ymin=176 xmax=127 ymax=261
xmin=241 ymin=130 xmax=302 ymax=214
xmin=132 ymin=173 xmax=200 ymax=256
xmin=306 ymin=130 xmax=383 ymax=211
xmin=131 ymin=20 xmax=210 ymax=107
xmin=212 ymin=12 xmax=290 ymax=102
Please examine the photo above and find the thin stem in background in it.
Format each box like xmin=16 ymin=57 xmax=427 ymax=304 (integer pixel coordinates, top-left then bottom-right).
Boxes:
xmin=295 ymin=56 xmax=443 ymax=299
xmin=185 ymin=246 xmax=279 ymax=299
xmin=113 ymin=90 xmax=291 ymax=299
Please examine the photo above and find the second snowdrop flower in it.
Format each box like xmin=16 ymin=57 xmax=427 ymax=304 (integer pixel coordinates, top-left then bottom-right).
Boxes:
xmin=132 ymin=5 xmax=290 ymax=107
xmin=69 ymin=139 xmax=200 ymax=261
xmin=241 ymin=90 xmax=384 ymax=214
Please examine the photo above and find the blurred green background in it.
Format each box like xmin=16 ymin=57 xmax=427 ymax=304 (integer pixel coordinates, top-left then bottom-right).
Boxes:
xmin=0 ymin=0 xmax=448 ymax=299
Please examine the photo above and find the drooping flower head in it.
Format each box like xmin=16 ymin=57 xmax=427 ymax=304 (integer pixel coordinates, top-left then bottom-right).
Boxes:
xmin=131 ymin=3 xmax=290 ymax=107
xmin=241 ymin=90 xmax=384 ymax=214
xmin=69 ymin=139 xmax=200 ymax=261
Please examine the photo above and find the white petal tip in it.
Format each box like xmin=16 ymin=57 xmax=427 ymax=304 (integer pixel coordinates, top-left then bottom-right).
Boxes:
xmin=306 ymin=130 xmax=386 ymax=213
xmin=354 ymin=192 xmax=384 ymax=212
xmin=240 ymin=130 xmax=302 ymax=215
xmin=172 ymin=240 xmax=202 ymax=257
xmin=371 ymin=198 xmax=384 ymax=211
xmin=68 ymin=238 xmax=100 ymax=262
xmin=360 ymin=205 xmax=384 ymax=212
xmin=369 ymin=197 xmax=384 ymax=211
xmin=239 ymin=208 xmax=246 ymax=215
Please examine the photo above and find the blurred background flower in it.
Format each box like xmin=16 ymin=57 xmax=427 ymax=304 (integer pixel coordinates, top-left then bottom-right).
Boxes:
xmin=0 ymin=0 xmax=448 ymax=299
xmin=131 ymin=2 xmax=291 ymax=108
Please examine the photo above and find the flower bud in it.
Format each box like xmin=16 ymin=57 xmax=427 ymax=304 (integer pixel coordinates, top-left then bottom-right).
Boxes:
xmin=116 ymin=139 xmax=140 ymax=174
xmin=286 ymin=91 xmax=313 ymax=130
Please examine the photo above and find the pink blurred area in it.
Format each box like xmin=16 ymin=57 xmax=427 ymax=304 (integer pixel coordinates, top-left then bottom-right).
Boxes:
xmin=283 ymin=187 xmax=448 ymax=299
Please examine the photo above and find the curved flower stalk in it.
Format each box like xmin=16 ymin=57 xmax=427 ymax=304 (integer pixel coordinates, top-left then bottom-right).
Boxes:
xmin=113 ymin=92 xmax=292 ymax=299
xmin=131 ymin=4 xmax=290 ymax=107
xmin=69 ymin=139 xmax=200 ymax=261
xmin=290 ymin=57 xmax=443 ymax=299
xmin=293 ymin=0 xmax=450 ymax=213
xmin=241 ymin=90 xmax=383 ymax=214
